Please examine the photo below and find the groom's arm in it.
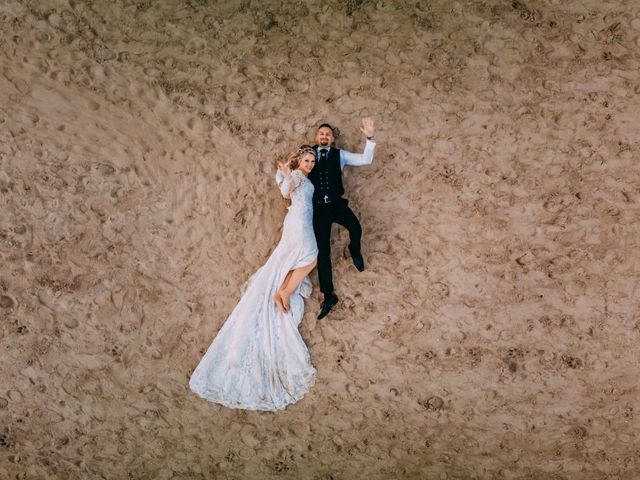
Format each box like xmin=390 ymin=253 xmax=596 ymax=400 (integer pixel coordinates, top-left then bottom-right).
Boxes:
xmin=339 ymin=139 xmax=376 ymax=170
xmin=339 ymin=117 xmax=376 ymax=170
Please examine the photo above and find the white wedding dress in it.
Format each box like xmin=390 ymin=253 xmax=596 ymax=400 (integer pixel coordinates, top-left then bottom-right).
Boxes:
xmin=189 ymin=170 xmax=318 ymax=411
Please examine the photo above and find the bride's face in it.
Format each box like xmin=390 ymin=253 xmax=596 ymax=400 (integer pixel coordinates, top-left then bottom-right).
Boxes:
xmin=298 ymin=153 xmax=316 ymax=175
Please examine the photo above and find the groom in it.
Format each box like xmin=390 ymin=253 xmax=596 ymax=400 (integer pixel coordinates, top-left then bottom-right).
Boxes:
xmin=309 ymin=118 xmax=376 ymax=319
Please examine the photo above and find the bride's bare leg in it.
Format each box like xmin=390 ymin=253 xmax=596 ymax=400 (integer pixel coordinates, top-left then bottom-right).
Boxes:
xmin=278 ymin=260 xmax=317 ymax=311
xmin=274 ymin=271 xmax=293 ymax=312
xmin=279 ymin=270 xmax=294 ymax=293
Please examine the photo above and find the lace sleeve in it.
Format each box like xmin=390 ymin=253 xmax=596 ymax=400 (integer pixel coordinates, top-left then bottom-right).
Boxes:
xmin=279 ymin=170 xmax=305 ymax=199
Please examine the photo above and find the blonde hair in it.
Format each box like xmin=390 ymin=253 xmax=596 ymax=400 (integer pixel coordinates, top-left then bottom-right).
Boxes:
xmin=287 ymin=145 xmax=315 ymax=170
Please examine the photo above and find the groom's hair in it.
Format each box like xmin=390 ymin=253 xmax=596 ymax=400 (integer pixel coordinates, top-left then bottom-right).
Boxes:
xmin=317 ymin=123 xmax=334 ymax=134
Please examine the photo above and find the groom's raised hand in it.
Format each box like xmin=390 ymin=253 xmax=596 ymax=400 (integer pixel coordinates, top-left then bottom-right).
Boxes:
xmin=360 ymin=117 xmax=375 ymax=138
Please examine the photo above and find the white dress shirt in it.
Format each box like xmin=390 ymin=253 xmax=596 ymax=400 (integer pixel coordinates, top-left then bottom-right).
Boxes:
xmin=276 ymin=139 xmax=376 ymax=183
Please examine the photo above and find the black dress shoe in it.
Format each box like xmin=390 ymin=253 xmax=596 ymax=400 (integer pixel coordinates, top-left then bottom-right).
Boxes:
xmin=317 ymin=294 xmax=338 ymax=320
xmin=351 ymin=252 xmax=365 ymax=272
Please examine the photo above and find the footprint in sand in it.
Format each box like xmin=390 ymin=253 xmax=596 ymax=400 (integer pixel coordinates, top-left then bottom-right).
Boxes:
xmin=428 ymin=282 xmax=450 ymax=299
xmin=271 ymin=459 xmax=293 ymax=473
xmin=7 ymin=390 xmax=23 ymax=403
xmin=55 ymin=436 xmax=70 ymax=449
xmin=426 ymin=396 xmax=444 ymax=411
xmin=0 ymin=434 xmax=11 ymax=448
xmin=569 ymin=426 xmax=587 ymax=439
xmin=561 ymin=353 xmax=582 ymax=369
xmin=239 ymin=424 xmax=260 ymax=448
xmin=12 ymin=224 xmax=27 ymax=235
xmin=419 ymin=396 xmax=444 ymax=411
xmin=63 ymin=316 xmax=79 ymax=329
xmin=35 ymin=28 xmax=54 ymax=44
xmin=0 ymin=295 xmax=16 ymax=309
xmin=96 ymin=163 xmax=115 ymax=175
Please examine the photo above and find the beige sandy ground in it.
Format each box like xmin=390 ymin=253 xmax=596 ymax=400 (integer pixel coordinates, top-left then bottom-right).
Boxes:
xmin=1 ymin=0 xmax=639 ymax=478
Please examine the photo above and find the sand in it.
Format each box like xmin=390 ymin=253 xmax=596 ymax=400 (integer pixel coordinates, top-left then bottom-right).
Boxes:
xmin=1 ymin=0 xmax=639 ymax=478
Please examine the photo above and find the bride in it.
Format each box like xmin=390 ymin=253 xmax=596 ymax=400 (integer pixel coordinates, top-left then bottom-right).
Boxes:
xmin=189 ymin=145 xmax=319 ymax=411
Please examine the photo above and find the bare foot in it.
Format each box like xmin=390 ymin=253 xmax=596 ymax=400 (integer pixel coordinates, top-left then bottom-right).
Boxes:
xmin=273 ymin=291 xmax=285 ymax=313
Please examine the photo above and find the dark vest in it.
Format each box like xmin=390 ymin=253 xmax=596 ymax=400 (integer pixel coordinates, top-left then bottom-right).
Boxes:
xmin=308 ymin=146 xmax=344 ymax=205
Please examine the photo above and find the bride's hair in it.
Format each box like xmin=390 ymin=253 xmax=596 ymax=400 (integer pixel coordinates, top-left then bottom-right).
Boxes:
xmin=287 ymin=145 xmax=315 ymax=170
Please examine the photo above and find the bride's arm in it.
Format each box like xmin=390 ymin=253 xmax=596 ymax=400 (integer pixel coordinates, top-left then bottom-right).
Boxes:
xmin=277 ymin=161 xmax=296 ymax=199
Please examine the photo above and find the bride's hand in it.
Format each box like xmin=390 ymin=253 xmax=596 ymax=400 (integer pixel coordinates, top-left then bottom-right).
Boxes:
xmin=277 ymin=161 xmax=290 ymax=176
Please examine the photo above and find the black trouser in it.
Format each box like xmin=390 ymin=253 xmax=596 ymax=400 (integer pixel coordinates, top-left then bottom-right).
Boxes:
xmin=313 ymin=199 xmax=362 ymax=295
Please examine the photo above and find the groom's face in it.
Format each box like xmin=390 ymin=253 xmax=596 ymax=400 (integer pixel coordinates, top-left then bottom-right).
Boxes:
xmin=315 ymin=127 xmax=334 ymax=148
